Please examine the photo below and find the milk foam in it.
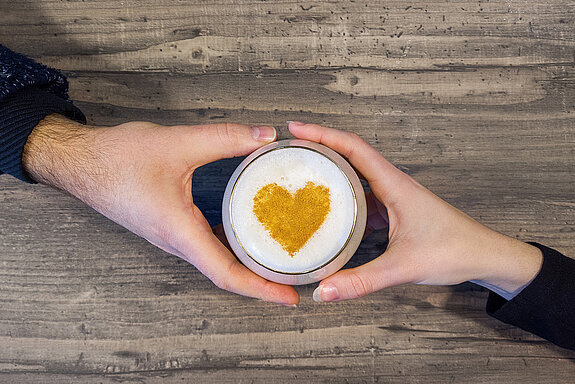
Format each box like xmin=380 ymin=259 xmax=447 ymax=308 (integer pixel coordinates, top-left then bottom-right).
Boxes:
xmin=230 ymin=147 xmax=356 ymax=273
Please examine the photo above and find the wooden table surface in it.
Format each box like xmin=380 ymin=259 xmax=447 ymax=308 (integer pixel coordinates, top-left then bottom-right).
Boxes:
xmin=1 ymin=1 xmax=574 ymax=382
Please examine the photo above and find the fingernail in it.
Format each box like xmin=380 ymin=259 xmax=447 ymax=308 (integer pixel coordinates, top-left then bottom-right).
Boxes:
xmin=282 ymin=303 xmax=298 ymax=308
xmin=312 ymin=283 xmax=339 ymax=302
xmin=250 ymin=125 xmax=276 ymax=142
xmin=287 ymin=121 xmax=305 ymax=126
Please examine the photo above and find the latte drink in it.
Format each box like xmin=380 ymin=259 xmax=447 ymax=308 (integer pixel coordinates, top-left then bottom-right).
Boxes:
xmin=222 ymin=139 xmax=366 ymax=285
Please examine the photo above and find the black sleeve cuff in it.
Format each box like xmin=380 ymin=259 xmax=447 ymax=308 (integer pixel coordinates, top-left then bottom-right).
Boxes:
xmin=486 ymin=242 xmax=575 ymax=350
xmin=0 ymin=87 xmax=86 ymax=183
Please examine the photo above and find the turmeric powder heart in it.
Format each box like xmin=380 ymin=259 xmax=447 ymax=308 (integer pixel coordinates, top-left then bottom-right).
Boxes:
xmin=253 ymin=182 xmax=331 ymax=257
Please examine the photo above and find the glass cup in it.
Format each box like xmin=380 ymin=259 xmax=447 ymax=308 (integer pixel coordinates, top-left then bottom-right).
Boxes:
xmin=222 ymin=139 xmax=366 ymax=285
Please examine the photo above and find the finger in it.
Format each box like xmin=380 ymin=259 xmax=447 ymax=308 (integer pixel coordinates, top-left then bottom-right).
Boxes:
xmin=363 ymin=192 xmax=388 ymax=240
xmin=190 ymin=123 xmax=276 ymax=165
xmin=312 ymin=246 xmax=411 ymax=302
xmin=181 ymin=212 xmax=299 ymax=305
xmin=288 ymin=122 xmax=403 ymax=195
xmin=366 ymin=191 xmax=389 ymax=232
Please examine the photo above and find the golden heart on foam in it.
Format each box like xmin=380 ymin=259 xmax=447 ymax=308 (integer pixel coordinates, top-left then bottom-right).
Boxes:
xmin=253 ymin=182 xmax=331 ymax=257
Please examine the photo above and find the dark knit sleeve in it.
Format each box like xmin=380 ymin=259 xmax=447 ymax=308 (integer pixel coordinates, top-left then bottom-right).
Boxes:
xmin=0 ymin=45 xmax=85 ymax=183
xmin=486 ymin=242 xmax=575 ymax=350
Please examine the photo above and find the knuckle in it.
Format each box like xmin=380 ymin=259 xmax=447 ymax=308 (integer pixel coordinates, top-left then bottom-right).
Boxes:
xmin=213 ymin=258 xmax=240 ymax=292
xmin=348 ymin=271 xmax=373 ymax=298
xmin=216 ymin=123 xmax=241 ymax=148
xmin=347 ymin=131 xmax=362 ymax=141
xmin=213 ymin=274 xmax=230 ymax=292
xmin=343 ymin=132 xmax=363 ymax=158
xmin=153 ymin=221 xmax=173 ymax=245
xmin=256 ymin=278 xmax=272 ymax=298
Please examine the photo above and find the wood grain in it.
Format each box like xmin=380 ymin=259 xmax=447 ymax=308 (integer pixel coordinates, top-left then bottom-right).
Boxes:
xmin=1 ymin=1 xmax=574 ymax=382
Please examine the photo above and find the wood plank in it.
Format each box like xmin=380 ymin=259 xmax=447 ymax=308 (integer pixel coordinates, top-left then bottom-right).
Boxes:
xmin=1 ymin=1 xmax=574 ymax=72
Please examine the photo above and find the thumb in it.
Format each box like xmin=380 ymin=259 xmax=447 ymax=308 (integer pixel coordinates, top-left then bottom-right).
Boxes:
xmin=191 ymin=123 xmax=276 ymax=165
xmin=312 ymin=246 xmax=411 ymax=302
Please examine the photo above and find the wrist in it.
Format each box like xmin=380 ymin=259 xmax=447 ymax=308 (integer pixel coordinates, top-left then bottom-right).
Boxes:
xmin=472 ymin=233 xmax=543 ymax=300
xmin=22 ymin=113 xmax=97 ymax=197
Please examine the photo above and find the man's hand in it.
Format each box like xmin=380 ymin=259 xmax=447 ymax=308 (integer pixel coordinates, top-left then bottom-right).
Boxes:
xmin=288 ymin=122 xmax=543 ymax=303
xmin=22 ymin=114 xmax=299 ymax=305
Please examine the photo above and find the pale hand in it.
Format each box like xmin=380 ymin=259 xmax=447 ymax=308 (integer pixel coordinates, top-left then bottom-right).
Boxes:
xmin=288 ymin=122 xmax=543 ymax=303
xmin=22 ymin=114 xmax=299 ymax=305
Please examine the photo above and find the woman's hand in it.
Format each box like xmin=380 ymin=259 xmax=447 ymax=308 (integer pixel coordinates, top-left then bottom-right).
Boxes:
xmin=22 ymin=114 xmax=299 ymax=305
xmin=288 ymin=122 xmax=543 ymax=303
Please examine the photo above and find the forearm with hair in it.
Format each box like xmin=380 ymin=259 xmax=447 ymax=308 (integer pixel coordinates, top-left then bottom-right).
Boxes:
xmin=22 ymin=114 xmax=102 ymax=201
